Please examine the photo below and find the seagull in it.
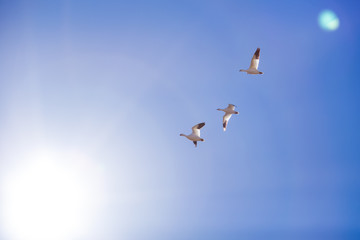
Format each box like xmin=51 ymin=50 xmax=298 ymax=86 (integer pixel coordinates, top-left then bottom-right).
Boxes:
xmin=180 ymin=122 xmax=205 ymax=147
xmin=239 ymin=48 xmax=263 ymax=74
xmin=217 ymin=104 xmax=239 ymax=131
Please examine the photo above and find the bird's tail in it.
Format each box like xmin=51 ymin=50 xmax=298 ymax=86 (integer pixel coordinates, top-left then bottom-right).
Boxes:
xmin=239 ymin=69 xmax=246 ymax=72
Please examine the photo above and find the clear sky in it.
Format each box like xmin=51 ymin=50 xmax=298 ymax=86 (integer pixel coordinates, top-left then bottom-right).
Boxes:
xmin=0 ymin=0 xmax=360 ymax=240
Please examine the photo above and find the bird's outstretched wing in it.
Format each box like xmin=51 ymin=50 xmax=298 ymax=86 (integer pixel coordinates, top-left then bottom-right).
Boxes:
xmin=192 ymin=122 xmax=205 ymax=136
xmin=223 ymin=113 xmax=232 ymax=131
xmin=227 ymin=104 xmax=236 ymax=111
xmin=249 ymin=48 xmax=260 ymax=69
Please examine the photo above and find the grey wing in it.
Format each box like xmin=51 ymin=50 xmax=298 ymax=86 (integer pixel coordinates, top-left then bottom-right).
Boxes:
xmin=249 ymin=48 xmax=260 ymax=69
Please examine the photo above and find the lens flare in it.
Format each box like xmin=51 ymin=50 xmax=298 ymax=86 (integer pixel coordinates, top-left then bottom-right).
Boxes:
xmin=318 ymin=10 xmax=340 ymax=31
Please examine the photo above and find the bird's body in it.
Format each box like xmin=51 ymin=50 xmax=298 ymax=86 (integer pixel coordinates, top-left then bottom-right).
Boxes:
xmin=180 ymin=133 xmax=203 ymax=142
xmin=240 ymin=68 xmax=262 ymax=75
xmin=217 ymin=104 xmax=239 ymax=131
xmin=239 ymin=48 xmax=263 ymax=75
xmin=180 ymin=122 xmax=205 ymax=147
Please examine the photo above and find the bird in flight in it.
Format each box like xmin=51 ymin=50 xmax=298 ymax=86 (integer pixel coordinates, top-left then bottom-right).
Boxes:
xmin=180 ymin=122 xmax=205 ymax=147
xmin=217 ymin=104 xmax=239 ymax=131
xmin=239 ymin=48 xmax=263 ymax=75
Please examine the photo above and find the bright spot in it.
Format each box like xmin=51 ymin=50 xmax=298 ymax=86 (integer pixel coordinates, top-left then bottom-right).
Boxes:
xmin=1 ymin=149 xmax=106 ymax=240
xmin=318 ymin=9 xmax=340 ymax=31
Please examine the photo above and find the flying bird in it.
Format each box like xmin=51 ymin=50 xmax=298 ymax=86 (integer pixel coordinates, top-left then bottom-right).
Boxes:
xmin=239 ymin=48 xmax=263 ymax=75
xmin=217 ymin=104 xmax=239 ymax=131
xmin=180 ymin=122 xmax=205 ymax=147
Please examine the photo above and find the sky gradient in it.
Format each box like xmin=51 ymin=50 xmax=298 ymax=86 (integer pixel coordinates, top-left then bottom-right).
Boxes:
xmin=1 ymin=0 xmax=360 ymax=240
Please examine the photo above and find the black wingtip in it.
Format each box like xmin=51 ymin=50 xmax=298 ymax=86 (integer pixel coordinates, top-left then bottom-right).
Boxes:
xmin=197 ymin=122 xmax=205 ymax=129
xmin=254 ymin=48 xmax=260 ymax=59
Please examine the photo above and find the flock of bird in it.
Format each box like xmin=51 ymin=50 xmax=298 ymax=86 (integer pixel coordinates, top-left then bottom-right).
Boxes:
xmin=180 ymin=48 xmax=263 ymax=147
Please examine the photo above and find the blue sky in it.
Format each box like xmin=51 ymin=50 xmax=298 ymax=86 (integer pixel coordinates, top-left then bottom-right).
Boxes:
xmin=0 ymin=0 xmax=360 ymax=240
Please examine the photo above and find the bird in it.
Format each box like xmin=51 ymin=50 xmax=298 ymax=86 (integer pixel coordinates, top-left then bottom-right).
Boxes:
xmin=180 ymin=122 xmax=205 ymax=147
xmin=217 ymin=104 xmax=239 ymax=131
xmin=239 ymin=48 xmax=263 ymax=74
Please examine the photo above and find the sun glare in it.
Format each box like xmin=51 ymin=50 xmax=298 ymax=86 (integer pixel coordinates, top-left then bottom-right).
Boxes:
xmin=1 ymin=149 xmax=106 ymax=240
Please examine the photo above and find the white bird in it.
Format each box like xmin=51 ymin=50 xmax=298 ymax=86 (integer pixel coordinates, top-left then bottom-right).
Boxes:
xmin=217 ymin=104 xmax=239 ymax=131
xmin=239 ymin=48 xmax=263 ymax=75
xmin=180 ymin=122 xmax=205 ymax=147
